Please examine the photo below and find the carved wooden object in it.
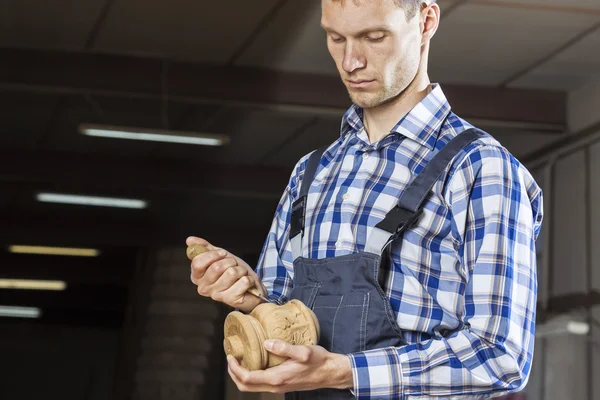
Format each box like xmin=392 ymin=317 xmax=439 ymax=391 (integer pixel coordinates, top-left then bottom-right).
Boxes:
xmin=186 ymin=243 xmax=320 ymax=370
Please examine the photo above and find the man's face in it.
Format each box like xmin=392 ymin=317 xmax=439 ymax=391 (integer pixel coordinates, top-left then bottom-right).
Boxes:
xmin=321 ymin=0 xmax=423 ymax=109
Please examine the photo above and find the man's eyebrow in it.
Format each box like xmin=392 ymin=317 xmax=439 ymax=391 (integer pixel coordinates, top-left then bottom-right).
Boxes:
xmin=320 ymin=23 xmax=335 ymax=32
xmin=320 ymin=24 xmax=390 ymax=36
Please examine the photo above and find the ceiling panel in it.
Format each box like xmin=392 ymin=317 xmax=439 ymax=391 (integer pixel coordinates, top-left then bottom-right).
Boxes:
xmin=482 ymin=0 xmax=600 ymax=12
xmin=429 ymin=3 xmax=599 ymax=86
xmin=0 ymin=91 xmax=60 ymax=149
xmin=509 ymin=28 xmax=600 ymax=90
xmin=92 ymin=0 xmax=280 ymax=63
xmin=0 ymin=0 xmax=106 ymax=50
xmin=234 ymin=1 xmax=337 ymax=75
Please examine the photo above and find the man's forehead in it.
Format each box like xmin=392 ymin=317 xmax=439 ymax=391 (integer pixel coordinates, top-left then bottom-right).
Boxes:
xmin=321 ymin=0 xmax=408 ymax=30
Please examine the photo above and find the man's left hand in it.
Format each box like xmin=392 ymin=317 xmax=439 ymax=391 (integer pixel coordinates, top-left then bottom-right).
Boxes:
xmin=227 ymin=339 xmax=354 ymax=394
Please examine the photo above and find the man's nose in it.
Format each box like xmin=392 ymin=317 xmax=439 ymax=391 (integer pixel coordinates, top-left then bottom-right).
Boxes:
xmin=342 ymin=43 xmax=366 ymax=73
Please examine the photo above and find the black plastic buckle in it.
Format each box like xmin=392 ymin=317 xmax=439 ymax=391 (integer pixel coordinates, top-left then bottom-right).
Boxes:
xmin=388 ymin=205 xmax=424 ymax=241
xmin=290 ymin=196 xmax=307 ymax=238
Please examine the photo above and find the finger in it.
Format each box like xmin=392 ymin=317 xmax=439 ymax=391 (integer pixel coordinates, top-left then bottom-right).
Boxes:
xmin=264 ymin=340 xmax=312 ymax=363
xmin=210 ymin=264 xmax=248 ymax=293
xmin=227 ymin=356 xmax=285 ymax=390
xmin=219 ymin=275 xmax=254 ymax=305
xmin=228 ymin=356 xmax=262 ymax=392
xmin=203 ymin=259 xmax=241 ymax=287
xmin=190 ymin=249 xmax=228 ymax=282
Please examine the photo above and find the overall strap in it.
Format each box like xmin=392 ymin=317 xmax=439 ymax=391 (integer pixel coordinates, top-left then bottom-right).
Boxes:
xmin=365 ymin=128 xmax=486 ymax=255
xmin=290 ymin=146 xmax=327 ymax=260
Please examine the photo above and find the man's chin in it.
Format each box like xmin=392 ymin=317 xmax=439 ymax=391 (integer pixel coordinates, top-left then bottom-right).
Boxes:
xmin=349 ymin=94 xmax=383 ymax=109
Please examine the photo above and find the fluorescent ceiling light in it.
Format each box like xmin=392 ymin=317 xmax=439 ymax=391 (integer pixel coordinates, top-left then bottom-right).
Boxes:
xmin=79 ymin=123 xmax=229 ymax=146
xmin=37 ymin=193 xmax=147 ymax=209
xmin=0 ymin=305 xmax=42 ymax=318
xmin=9 ymin=245 xmax=100 ymax=257
xmin=0 ymin=279 xmax=67 ymax=291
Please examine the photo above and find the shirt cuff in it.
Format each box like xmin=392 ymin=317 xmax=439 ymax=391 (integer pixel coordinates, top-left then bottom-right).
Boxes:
xmin=348 ymin=347 xmax=404 ymax=399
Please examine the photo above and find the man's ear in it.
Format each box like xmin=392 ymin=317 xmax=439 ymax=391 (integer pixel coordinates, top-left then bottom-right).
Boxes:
xmin=420 ymin=1 xmax=440 ymax=45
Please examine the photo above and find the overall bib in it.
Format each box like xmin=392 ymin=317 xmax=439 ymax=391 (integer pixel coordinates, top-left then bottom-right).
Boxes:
xmin=284 ymin=128 xmax=484 ymax=400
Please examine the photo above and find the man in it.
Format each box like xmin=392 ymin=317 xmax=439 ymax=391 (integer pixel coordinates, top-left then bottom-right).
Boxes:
xmin=188 ymin=0 xmax=543 ymax=399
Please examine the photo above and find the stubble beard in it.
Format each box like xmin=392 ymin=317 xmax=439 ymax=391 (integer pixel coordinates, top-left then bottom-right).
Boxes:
xmin=346 ymin=69 xmax=412 ymax=110
xmin=346 ymin=53 xmax=422 ymax=110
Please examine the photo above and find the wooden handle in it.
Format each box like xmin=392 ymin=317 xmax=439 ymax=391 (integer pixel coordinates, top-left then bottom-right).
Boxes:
xmin=186 ymin=243 xmax=264 ymax=300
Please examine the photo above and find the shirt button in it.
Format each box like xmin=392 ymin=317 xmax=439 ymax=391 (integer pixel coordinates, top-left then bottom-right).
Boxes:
xmin=362 ymin=152 xmax=369 ymax=160
xmin=335 ymin=240 xmax=342 ymax=248
xmin=343 ymin=193 xmax=349 ymax=201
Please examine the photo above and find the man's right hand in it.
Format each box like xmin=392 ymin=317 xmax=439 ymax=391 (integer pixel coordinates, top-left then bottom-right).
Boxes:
xmin=187 ymin=236 xmax=266 ymax=313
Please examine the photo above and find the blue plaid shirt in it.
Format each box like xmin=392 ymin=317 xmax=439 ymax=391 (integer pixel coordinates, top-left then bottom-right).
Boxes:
xmin=256 ymin=84 xmax=543 ymax=399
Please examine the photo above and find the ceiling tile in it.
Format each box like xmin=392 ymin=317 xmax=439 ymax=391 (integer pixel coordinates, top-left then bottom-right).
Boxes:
xmin=429 ymin=3 xmax=599 ymax=86
xmin=0 ymin=0 xmax=106 ymax=50
xmin=92 ymin=0 xmax=280 ymax=63
xmin=509 ymin=28 xmax=600 ymax=90
xmin=507 ymin=73 xmax=591 ymax=91
xmin=480 ymin=0 xmax=600 ymax=12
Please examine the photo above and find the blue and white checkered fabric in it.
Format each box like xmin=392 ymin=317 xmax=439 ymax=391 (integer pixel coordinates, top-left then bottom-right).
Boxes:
xmin=256 ymin=84 xmax=543 ymax=399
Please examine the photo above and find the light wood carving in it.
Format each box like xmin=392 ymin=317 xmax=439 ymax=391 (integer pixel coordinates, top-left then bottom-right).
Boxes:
xmin=224 ymin=300 xmax=320 ymax=370
xmin=186 ymin=243 xmax=320 ymax=370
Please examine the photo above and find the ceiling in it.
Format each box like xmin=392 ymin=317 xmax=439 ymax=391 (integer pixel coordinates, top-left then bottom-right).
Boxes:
xmin=0 ymin=0 xmax=599 ymax=328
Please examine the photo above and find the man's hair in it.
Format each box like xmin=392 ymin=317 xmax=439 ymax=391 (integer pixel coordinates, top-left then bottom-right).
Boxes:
xmin=331 ymin=0 xmax=429 ymax=20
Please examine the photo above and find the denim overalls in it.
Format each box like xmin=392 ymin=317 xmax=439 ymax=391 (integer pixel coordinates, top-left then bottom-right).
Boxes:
xmin=284 ymin=128 xmax=484 ymax=399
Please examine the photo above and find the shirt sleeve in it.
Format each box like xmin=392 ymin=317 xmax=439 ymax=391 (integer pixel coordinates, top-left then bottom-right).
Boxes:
xmin=255 ymin=154 xmax=311 ymax=305
xmin=348 ymin=144 xmax=544 ymax=399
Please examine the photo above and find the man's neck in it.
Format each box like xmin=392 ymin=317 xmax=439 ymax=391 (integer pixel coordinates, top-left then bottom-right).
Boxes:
xmin=363 ymin=76 xmax=432 ymax=144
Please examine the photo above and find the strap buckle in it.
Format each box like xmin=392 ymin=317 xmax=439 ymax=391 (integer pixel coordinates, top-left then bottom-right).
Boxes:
xmin=389 ymin=205 xmax=424 ymax=241
xmin=290 ymin=196 xmax=307 ymax=238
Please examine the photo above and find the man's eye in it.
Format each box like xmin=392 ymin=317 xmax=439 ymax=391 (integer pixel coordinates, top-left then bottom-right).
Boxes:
xmin=330 ymin=36 xmax=344 ymax=43
xmin=366 ymin=36 xmax=385 ymax=42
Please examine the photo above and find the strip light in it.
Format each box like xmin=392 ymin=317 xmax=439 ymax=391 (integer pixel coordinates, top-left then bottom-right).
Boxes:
xmin=0 ymin=279 xmax=67 ymax=291
xmin=9 ymin=245 xmax=100 ymax=257
xmin=0 ymin=305 xmax=42 ymax=318
xmin=79 ymin=123 xmax=229 ymax=146
xmin=37 ymin=193 xmax=147 ymax=209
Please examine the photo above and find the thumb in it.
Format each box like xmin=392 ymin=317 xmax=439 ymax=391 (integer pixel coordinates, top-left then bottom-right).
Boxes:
xmin=263 ymin=339 xmax=312 ymax=363
xmin=186 ymin=236 xmax=214 ymax=249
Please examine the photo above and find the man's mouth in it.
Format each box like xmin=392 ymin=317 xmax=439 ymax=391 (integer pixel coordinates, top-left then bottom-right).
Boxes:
xmin=346 ymin=79 xmax=375 ymax=88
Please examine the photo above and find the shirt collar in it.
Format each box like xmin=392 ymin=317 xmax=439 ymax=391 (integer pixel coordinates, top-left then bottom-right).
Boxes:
xmin=340 ymin=83 xmax=451 ymax=150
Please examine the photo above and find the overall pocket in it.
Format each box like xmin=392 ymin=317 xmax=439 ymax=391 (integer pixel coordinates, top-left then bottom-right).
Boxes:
xmin=312 ymin=292 xmax=370 ymax=354
xmin=289 ymin=283 xmax=321 ymax=310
